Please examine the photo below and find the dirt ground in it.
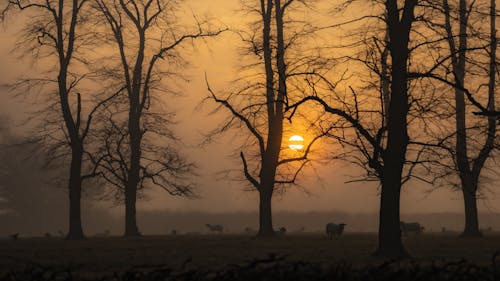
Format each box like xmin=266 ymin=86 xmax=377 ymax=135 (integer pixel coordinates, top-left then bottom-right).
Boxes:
xmin=0 ymin=233 xmax=499 ymax=276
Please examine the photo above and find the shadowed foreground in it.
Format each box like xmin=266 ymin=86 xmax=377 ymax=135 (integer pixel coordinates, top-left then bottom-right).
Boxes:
xmin=0 ymin=234 xmax=499 ymax=280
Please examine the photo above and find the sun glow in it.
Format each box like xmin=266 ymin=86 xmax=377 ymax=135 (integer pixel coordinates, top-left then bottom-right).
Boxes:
xmin=288 ymin=135 xmax=304 ymax=151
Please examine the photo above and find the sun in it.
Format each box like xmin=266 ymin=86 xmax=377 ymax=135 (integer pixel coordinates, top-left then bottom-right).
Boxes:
xmin=288 ymin=135 xmax=304 ymax=151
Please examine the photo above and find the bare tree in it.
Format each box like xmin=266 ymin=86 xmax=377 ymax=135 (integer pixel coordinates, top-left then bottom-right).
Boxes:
xmin=287 ymin=0 xmax=421 ymax=257
xmin=2 ymin=0 xmax=120 ymax=239
xmin=206 ymin=0 xmax=330 ymax=237
xmin=441 ymin=0 xmax=499 ymax=118
xmin=86 ymin=100 xmax=196 ymax=209
xmin=442 ymin=0 xmax=497 ymax=237
xmin=408 ymin=0 xmax=498 ymax=237
xmin=93 ymin=0 xmax=225 ymax=236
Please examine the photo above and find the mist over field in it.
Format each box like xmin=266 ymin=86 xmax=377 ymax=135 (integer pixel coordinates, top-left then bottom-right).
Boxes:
xmin=0 ymin=0 xmax=499 ymax=278
xmin=3 ymin=206 xmax=500 ymax=237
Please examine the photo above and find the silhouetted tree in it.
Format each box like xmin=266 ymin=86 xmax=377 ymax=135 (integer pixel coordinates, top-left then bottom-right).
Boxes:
xmin=86 ymin=101 xmax=196 ymax=208
xmin=379 ymin=0 xmax=417 ymax=253
xmin=440 ymin=0 xmax=500 ymax=117
xmin=206 ymin=0 xmax=330 ymax=237
xmin=288 ymin=0 xmax=420 ymax=257
xmin=93 ymin=0 xmax=224 ymax=236
xmin=408 ymin=0 xmax=498 ymax=237
xmin=442 ymin=0 xmax=497 ymax=237
xmin=1 ymin=0 xmax=120 ymax=239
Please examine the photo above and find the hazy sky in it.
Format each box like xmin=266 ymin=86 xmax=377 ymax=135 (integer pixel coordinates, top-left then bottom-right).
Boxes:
xmin=0 ymin=0 xmax=498 ymax=216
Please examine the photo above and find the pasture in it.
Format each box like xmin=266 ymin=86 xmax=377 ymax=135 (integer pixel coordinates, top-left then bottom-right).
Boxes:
xmin=0 ymin=233 xmax=499 ymax=279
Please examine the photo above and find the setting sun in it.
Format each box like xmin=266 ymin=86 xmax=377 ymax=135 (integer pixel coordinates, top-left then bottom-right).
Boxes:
xmin=288 ymin=135 xmax=304 ymax=151
xmin=0 ymin=0 xmax=498 ymax=275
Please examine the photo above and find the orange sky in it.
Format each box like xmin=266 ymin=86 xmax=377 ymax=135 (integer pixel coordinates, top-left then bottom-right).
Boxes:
xmin=0 ymin=0 xmax=498 ymax=215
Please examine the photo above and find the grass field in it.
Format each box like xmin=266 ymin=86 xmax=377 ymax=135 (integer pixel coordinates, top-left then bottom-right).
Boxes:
xmin=1 ymin=233 xmax=499 ymax=278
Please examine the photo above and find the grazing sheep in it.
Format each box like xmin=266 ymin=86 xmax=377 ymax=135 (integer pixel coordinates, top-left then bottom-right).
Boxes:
xmin=279 ymin=227 xmax=287 ymax=233
xmin=205 ymin=224 xmax=224 ymax=233
xmin=400 ymin=222 xmax=424 ymax=236
xmin=326 ymin=223 xmax=346 ymax=240
xmin=9 ymin=233 xmax=19 ymax=240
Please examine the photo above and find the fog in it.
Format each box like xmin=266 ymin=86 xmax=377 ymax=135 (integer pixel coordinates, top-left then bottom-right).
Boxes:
xmin=0 ymin=0 xmax=499 ymax=236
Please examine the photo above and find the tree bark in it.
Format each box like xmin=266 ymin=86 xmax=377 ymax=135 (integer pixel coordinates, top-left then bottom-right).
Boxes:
xmin=125 ymin=112 xmax=142 ymax=237
xmin=460 ymin=181 xmax=482 ymax=237
xmin=125 ymin=182 xmax=140 ymax=236
xmin=258 ymin=187 xmax=275 ymax=237
xmin=375 ymin=176 xmax=407 ymax=257
xmin=66 ymin=146 xmax=85 ymax=240
xmin=374 ymin=67 xmax=409 ymax=256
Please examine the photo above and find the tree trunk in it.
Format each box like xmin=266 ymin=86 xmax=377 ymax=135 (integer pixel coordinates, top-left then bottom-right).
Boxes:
xmin=459 ymin=0 xmax=498 ymax=238
xmin=373 ymin=0 xmax=416 ymax=258
xmin=375 ymin=176 xmax=407 ymax=257
xmin=253 ymin=0 xmax=282 ymax=239
xmin=460 ymin=180 xmax=482 ymax=237
xmin=257 ymin=187 xmax=275 ymax=237
xmin=375 ymin=107 xmax=408 ymax=257
xmin=59 ymin=63 xmax=85 ymax=240
xmin=125 ymin=181 xmax=140 ymax=237
xmin=66 ymin=147 xmax=85 ymax=240
xmin=380 ymin=30 xmax=391 ymax=125
xmin=262 ymin=0 xmax=275 ymax=126
xmin=125 ymin=111 xmax=142 ymax=237
xmin=374 ymin=92 xmax=408 ymax=257
xmin=451 ymin=0 xmax=482 ymax=239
